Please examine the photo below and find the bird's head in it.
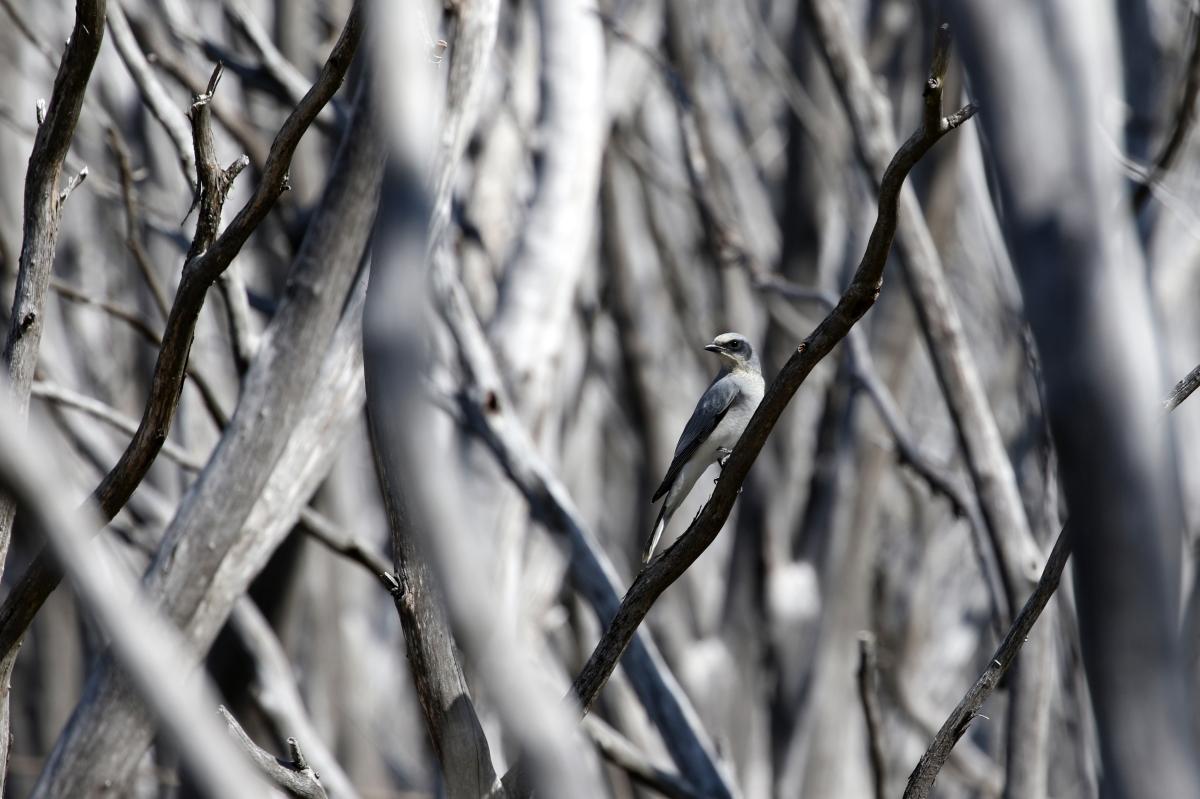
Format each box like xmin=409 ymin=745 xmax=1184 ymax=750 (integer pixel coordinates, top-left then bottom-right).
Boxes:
xmin=704 ymin=332 xmax=759 ymax=371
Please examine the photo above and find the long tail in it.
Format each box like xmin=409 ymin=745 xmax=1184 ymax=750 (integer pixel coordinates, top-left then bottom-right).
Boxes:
xmin=643 ymin=504 xmax=669 ymax=564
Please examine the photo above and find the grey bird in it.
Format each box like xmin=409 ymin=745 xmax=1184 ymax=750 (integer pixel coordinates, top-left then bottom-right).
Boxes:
xmin=644 ymin=332 xmax=765 ymax=564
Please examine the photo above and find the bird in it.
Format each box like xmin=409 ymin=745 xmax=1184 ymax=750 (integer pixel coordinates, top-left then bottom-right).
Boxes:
xmin=643 ymin=332 xmax=764 ymax=564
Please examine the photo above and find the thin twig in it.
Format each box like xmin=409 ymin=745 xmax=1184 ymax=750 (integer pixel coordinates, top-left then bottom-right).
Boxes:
xmin=50 ymin=276 xmax=228 ymax=427
xmin=104 ymin=127 xmax=173 ymax=318
xmin=1134 ymin=4 xmax=1200 ymax=211
xmin=107 ymin=0 xmax=197 ymax=191
xmin=295 ymin=508 xmax=392 ymax=585
xmin=218 ymin=706 xmax=328 ymax=799
xmin=128 ymin=11 xmax=271 ymax=170
xmin=858 ymin=632 xmax=887 ymax=799
xmin=31 ymin=380 xmax=204 ymax=472
xmin=583 ymin=716 xmax=711 ymax=799
xmin=51 ymin=278 xmax=163 ymax=348
xmin=222 ymin=0 xmax=345 ymax=132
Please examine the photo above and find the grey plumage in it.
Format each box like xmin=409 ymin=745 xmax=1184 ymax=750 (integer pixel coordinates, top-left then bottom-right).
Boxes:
xmin=644 ymin=332 xmax=765 ymax=564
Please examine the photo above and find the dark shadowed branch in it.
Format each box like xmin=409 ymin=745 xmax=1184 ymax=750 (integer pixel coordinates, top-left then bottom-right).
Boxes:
xmin=905 ymin=356 xmax=1200 ymax=796
xmin=1133 ymin=4 xmax=1200 ymax=212
xmin=568 ymin=21 xmax=975 ymax=723
xmin=904 ymin=529 xmax=1071 ymax=799
xmin=858 ymin=633 xmax=887 ymax=799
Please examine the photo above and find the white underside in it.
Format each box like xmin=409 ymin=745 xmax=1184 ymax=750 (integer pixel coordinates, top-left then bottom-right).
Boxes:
xmin=655 ymin=399 xmax=758 ymax=535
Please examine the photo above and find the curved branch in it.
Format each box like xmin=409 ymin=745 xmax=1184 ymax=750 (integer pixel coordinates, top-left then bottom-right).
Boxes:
xmin=567 ymin=21 xmax=975 ymax=725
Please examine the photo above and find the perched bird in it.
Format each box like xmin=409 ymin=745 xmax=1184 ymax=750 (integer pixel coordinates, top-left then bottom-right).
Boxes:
xmin=644 ymin=332 xmax=765 ymax=564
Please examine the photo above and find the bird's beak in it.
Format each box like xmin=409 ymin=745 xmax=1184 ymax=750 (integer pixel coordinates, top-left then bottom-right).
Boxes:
xmin=704 ymin=342 xmax=724 ymax=353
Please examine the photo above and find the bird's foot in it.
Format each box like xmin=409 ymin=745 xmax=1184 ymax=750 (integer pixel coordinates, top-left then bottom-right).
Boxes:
xmin=717 ymin=448 xmax=733 ymax=469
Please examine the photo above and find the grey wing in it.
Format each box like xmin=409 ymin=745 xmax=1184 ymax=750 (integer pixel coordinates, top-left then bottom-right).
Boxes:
xmin=651 ymin=375 xmax=740 ymax=503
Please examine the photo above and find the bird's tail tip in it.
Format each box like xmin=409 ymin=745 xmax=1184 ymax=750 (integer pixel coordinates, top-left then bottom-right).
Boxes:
xmin=642 ymin=516 xmax=666 ymax=565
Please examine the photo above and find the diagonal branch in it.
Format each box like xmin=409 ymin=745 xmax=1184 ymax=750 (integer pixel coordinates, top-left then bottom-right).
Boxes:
xmin=435 ymin=265 xmax=735 ymax=796
xmin=218 ymin=706 xmax=328 ymax=799
xmin=0 ymin=0 xmax=363 ymax=668
xmin=903 ymin=527 xmax=1070 ymax=798
xmin=566 ymin=19 xmax=975 ymax=729
xmin=107 ymin=0 xmax=197 ymax=191
xmin=805 ymin=3 xmax=1042 ymax=609
xmin=1165 ymin=361 xmax=1200 ymax=411
xmin=1133 ymin=4 xmax=1200 ymax=212
xmin=228 ymin=599 xmax=359 ymax=799
xmin=583 ymin=716 xmax=711 ymax=799
xmin=903 ymin=352 xmax=1200 ymax=796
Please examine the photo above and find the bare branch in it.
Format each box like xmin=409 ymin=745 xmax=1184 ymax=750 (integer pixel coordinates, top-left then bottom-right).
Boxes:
xmin=0 ymin=0 xmax=107 ymax=565
xmin=221 ymin=0 xmax=342 ymax=132
xmin=125 ymin=8 xmax=270 ymax=169
xmin=858 ymin=633 xmax=887 ymax=799
xmin=583 ymin=716 xmax=711 ymax=799
xmin=107 ymin=0 xmax=197 ymax=191
xmin=29 ymin=75 xmax=383 ymax=794
xmin=905 ymin=354 xmax=1200 ymax=795
xmin=218 ymin=706 xmax=328 ymax=799
xmin=0 ymin=0 xmax=363 ymax=669
xmin=903 ymin=529 xmax=1071 ymax=799
xmin=104 ymin=126 xmax=172 ymax=317
xmin=566 ymin=24 xmax=975 ymax=723
xmin=31 ymin=380 xmax=204 ymax=472
xmin=374 ymin=475 xmax=502 ymax=799
xmin=0 ymin=394 xmax=266 ymax=799
xmin=296 ymin=508 xmax=392 ymax=585
xmin=1165 ymin=361 xmax=1200 ymax=411
xmin=42 ymin=300 xmax=385 ymax=587
xmin=436 ymin=266 xmax=734 ymax=796
xmin=805 ymin=3 xmax=1041 ymax=608
xmin=1133 ymin=5 xmax=1200 ymax=211
xmin=229 ymin=600 xmax=360 ymax=799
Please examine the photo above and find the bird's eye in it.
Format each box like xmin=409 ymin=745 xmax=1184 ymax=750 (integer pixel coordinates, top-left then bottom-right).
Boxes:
xmin=728 ymin=341 xmax=740 ymax=350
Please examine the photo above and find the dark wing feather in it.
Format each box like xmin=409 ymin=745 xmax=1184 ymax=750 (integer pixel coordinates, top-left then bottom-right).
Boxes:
xmin=651 ymin=374 xmax=740 ymax=502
